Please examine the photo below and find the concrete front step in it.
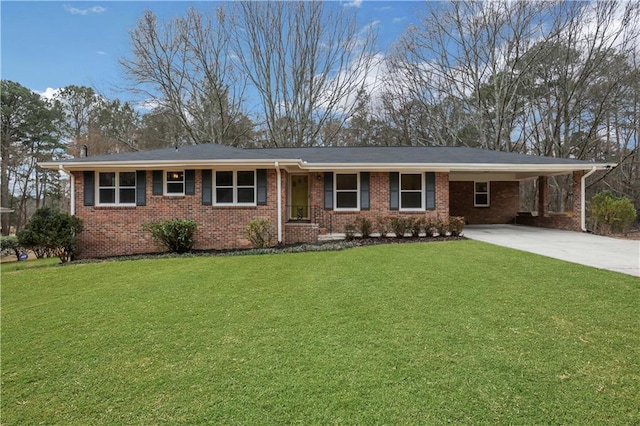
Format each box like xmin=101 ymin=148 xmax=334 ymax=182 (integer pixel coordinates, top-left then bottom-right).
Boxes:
xmin=318 ymin=233 xmax=346 ymax=242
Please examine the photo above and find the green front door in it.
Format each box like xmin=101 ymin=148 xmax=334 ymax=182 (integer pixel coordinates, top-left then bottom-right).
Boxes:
xmin=290 ymin=175 xmax=309 ymax=220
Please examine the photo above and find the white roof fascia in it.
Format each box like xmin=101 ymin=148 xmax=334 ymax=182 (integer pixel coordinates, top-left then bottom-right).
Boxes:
xmin=39 ymin=159 xmax=303 ymax=171
xmin=39 ymin=160 xmax=615 ymax=173
xmin=295 ymin=162 xmax=614 ymax=172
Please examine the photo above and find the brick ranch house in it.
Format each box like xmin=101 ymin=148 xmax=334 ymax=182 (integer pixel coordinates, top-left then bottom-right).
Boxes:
xmin=40 ymin=144 xmax=612 ymax=259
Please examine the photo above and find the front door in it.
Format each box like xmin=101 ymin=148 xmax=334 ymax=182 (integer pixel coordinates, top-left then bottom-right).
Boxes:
xmin=289 ymin=175 xmax=309 ymax=220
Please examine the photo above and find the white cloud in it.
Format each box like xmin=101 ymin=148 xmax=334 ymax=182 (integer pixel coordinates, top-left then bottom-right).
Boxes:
xmin=393 ymin=17 xmax=407 ymax=24
xmin=38 ymin=87 xmax=61 ymax=101
xmin=136 ymin=99 xmax=162 ymax=112
xmin=64 ymin=5 xmax=106 ymax=15
xmin=343 ymin=0 xmax=363 ymax=8
xmin=97 ymin=51 xmax=108 ymax=56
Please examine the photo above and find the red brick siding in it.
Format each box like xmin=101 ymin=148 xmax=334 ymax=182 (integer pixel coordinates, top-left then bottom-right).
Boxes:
xmin=73 ymin=170 xmax=279 ymax=258
xmin=285 ymin=223 xmax=319 ymax=244
xmin=74 ymin=169 xmax=452 ymax=258
xmin=308 ymin=172 xmax=449 ymax=234
xmin=449 ymin=181 xmax=519 ymax=224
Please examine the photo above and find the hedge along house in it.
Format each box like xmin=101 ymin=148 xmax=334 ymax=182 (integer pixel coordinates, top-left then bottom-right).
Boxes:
xmin=40 ymin=143 xmax=612 ymax=259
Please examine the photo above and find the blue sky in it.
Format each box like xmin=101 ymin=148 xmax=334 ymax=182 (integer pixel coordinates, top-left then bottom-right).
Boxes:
xmin=1 ymin=1 xmax=420 ymax=102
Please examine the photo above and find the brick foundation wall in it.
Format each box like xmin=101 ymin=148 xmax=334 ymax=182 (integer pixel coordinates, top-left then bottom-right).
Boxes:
xmin=515 ymin=215 xmax=576 ymax=230
xmin=449 ymin=181 xmax=519 ymax=224
xmin=284 ymin=223 xmax=320 ymax=244
xmin=308 ymin=172 xmax=450 ymax=234
xmin=73 ymin=170 xmax=280 ymax=259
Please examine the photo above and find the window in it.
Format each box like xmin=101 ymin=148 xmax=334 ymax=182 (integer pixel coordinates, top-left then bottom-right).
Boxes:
xmin=97 ymin=172 xmax=136 ymax=205
xmin=165 ymin=171 xmax=185 ymax=195
xmin=400 ymin=173 xmax=424 ymax=210
xmin=475 ymin=181 xmax=490 ymax=207
xmin=335 ymin=173 xmax=359 ymax=210
xmin=215 ymin=171 xmax=256 ymax=205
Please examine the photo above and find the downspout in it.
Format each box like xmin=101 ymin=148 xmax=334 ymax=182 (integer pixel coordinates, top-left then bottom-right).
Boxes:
xmin=275 ymin=162 xmax=283 ymax=244
xmin=59 ymin=165 xmax=75 ymax=216
xmin=581 ymin=167 xmax=597 ymax=232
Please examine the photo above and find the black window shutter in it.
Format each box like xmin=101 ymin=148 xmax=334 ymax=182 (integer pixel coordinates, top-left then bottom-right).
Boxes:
xmin=425 ymin=172 xmax=436 ymax=210
xmin=389 ymin=172 xmax=399 ymax=210
xmin=136 ymin=170 xmax=146 ymax=206
xmin=185 ymin=169 xmax=195 ymax=195
xmin=257 ymin=169 xmax=267 ymax=205
xmin=324 ymin=172 xmax=333 ymax=210
xmin=360 ymin=172 xmax=370 ymax=210
xmin=201 ymin=170 xmax=212 ymax=206
xmin=152 ymin=170 xmax=163 ymax=195
xmin=83 ymin=171 xmax=94 ymax=206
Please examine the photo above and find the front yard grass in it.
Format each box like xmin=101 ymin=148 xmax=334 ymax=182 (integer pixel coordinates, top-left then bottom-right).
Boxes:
xmin=1 ymin=240 xmax=638 ymax=424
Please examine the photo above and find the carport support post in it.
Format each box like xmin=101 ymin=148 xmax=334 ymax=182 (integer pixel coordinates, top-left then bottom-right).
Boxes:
xmin=538 ymin=176 xmax=548 ymax=218
xmin=578 ymin=168 xmax=596 ymax=232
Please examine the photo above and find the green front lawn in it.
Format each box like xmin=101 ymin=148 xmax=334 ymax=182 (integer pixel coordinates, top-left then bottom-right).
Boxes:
xmin=2 ymin=241 xmax=638 ymax=424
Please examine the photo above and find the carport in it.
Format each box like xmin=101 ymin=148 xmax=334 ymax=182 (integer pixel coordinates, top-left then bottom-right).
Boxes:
xmin=464 ymin=224 xmax=640 ymax=277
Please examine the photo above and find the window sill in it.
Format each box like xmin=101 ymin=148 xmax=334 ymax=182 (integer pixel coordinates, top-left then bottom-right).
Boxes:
xmin=93 ymin=205 xmax=137 ymax=210
xmin=213 ymin=204 xmax=258 ymax=209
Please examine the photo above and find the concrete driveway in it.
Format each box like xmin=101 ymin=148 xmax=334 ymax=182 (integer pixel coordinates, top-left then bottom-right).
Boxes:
xmin=464 ymin=225 xmax=640 ymax=277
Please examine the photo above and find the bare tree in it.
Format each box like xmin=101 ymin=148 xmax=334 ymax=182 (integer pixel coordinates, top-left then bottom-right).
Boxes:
xmin=233 ymin=1 xmax=377 ymax=147
xmin=121 ymin=6 xmax=250 ymax=146
xmin=386 ymin=0 xmax=566 ymax=149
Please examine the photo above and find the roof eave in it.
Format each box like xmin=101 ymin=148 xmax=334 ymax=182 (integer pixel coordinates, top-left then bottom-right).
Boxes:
xmin=38 ymin=159 xmax=302 ymax=171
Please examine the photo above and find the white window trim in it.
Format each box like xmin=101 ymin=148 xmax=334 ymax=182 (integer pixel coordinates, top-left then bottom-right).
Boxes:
xmin=214 ymin=170 xmax=257 ymax=206
xmin=474 ymin=181 xmax=490 ymax=207
xmin=334 ymin=172 xmax=360 ymax=211
xmin=164 ymin=170 xmax=185 ymax=196
xmin=399 ymin=172 xmax=425 ymax=211
xmin=96 ymin=171 xmax=136 ymax=206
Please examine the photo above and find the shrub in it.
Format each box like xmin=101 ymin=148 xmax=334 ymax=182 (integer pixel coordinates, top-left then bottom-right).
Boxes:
xmin=17 ymin=207 xmax=83 ymax=263
xmin=1 ymin=235 xmax=24 ymax=261
xmin=410 ymin=217 xmax=424 ymax=237
xmin=354 ymin=217 xmax=373 ymax=238
xmin=245 ymin=218 xmax=274 ymax=248
xmin=344 ymin=223 xmax=356 ymax=241
xmin=448 ymin=216 xmax=465 ymax=236
xmin=390 ymin=217 xmax=409 ymax=238
xmin=589 ymin=191 xmax=637 ymax=234
xmin=434 ymin=217 xmax=449 ymax=237
xmin=143 ymin=219 xmax=197 ymax=253
xmin=423 ymin=219 xmax=436 ymax=237
xmin=376 ymin=216 xmax=391 ymax=238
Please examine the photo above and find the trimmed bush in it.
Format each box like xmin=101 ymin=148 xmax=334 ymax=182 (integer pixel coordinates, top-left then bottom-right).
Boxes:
xmin=245 ymin=218 xmax=274 ymax=248
xmin=390 ymin=217 xmax=409 ymax=238
xmin=448 ymin=216 xmax=465 ymax=236
xmin=17 ymin=208 xmax=83 ymax=263
xmin=434 ymin=217 xmax=449 ymax=237
xmin=423 ymin=219 xmax=436 ymax=237
xmin=143 ymin=219 xmax=197 ymax=253
xmin=410 ymin=217 xmax=424 ymax=237
xmin=344 ymin=223 xmax=356 ymax=241
xmin=589 ymin=191 xmax=637 ymax=234
xmin=376 ymin=216 xmax=391 ymax=238
xmin=354 ymin=217 xmax=373 ymax=238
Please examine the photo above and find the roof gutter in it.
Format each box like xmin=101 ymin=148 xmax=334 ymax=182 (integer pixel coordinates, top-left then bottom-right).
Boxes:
xmin=581 ymin=166 xmax=598 ymax=232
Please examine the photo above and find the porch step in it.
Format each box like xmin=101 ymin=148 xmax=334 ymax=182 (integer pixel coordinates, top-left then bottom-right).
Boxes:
xmin=318 ymin=233 xmax=345 ymax=242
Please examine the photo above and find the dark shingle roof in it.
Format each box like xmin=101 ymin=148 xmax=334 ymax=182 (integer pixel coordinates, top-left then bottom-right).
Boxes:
xmin=59 ymin=143 xmax=601 ymax=166
xmin=252 ymin=146 xmax=595 ymax=165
